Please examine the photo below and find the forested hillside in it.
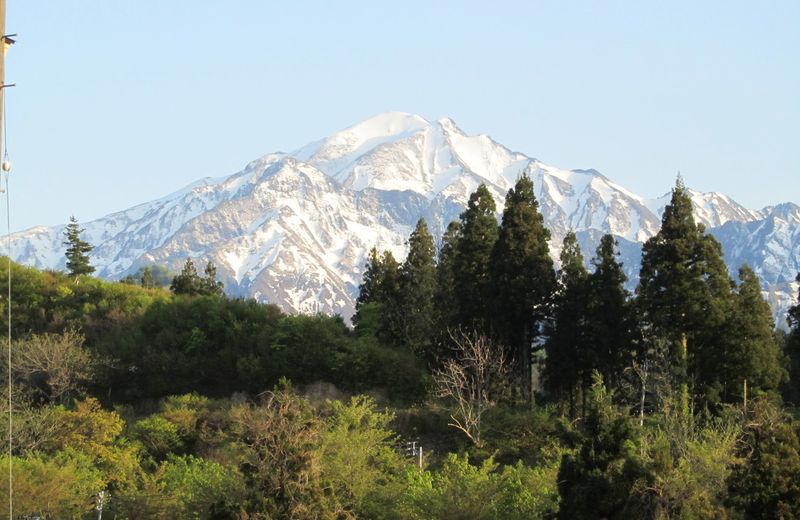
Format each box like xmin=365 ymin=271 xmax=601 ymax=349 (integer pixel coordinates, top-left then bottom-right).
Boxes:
xmin=1 ymin=178 xmax=799 ymax=519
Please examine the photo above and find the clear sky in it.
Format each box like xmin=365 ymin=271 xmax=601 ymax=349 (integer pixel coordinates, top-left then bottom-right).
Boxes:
xmin=4 ymin=1 xmax=799 ymax=232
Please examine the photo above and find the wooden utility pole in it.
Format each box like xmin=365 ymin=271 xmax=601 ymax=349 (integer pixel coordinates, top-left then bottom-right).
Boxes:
xmin=0 ymin=0 xmax=14 ymax=155
xmin=0 ymin=0 xmax=5 ymax=144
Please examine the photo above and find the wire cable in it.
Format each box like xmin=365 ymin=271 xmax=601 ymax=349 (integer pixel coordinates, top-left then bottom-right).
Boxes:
xmin=4 ymin=85 xmax=12 ymax=520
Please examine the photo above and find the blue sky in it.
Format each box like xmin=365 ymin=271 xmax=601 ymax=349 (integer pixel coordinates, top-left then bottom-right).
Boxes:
xmin=5 ymin=1 xmax=799 ymax=231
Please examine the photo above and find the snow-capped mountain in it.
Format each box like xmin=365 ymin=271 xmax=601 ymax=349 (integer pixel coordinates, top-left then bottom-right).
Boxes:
xmin=8 ymin=112 xmax=798 ymax=326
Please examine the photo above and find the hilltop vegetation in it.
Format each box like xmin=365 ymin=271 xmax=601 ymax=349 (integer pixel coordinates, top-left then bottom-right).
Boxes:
xmin=0 ymin=178 xmax=799 ymax=519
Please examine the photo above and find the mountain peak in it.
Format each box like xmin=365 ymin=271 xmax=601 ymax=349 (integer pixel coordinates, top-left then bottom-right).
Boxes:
xmin=340 ymin=112 xmax=429 ymax=140
xmin=291 ymin=112 xmax=429 ymax=171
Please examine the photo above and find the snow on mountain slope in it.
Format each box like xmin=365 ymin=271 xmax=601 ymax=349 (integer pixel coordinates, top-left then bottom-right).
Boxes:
xmin=645 ymin=189 xmax=762 ymax=229
xmin=709 ymin=203 xmax=800 ymax=328
xmin=7 ymin=113 xmax=797 ymax=325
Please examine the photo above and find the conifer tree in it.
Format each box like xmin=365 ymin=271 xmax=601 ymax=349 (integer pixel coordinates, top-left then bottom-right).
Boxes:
xmin=490 ymin=175 xmax=555 ymax=401
xmin=170 ymin=259 xmax=225 ymax=297
xmin=353 ymin=248 xmax=401 ymax=341
xmin=452 ymin=184 xmax=498 ymax=331
xmin=394 ymin=218 xmax=437 ymax=356
xmin=434 ymin=221 xmax=461 ymax=335
xmin=201 ymin=261 xmax=225 ymax=297
xmin=376 ymin=250 xmax=401 ymax=340
xmin=378 ymin=251 xmax=401 ymax=305
xmin=356 ymin=248 xmax=384 ymax=309
xmin=585 ymin=234 xmax=638 ymax=393
xmin=557 ymin=373 xmax=649 ymax=519
xmin=785 ymin=273 xmax=800 ymax=405
xmin=637 ymin=177 xmax=733 ymax=407
xmin=789 ymin=274 xmax=800 ymax=332
xmin=170 ymin=258 xmax=201 ymax=295
xmin=544 ymin=231 xmax=588 ymax=416
xmin=63 ymin=216 xmax=95 ymax=279
xmin=721 ymin=266 xmax=786 ymax=403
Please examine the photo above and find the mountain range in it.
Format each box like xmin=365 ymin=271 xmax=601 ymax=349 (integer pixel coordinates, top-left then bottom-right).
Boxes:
xmin=8 ymin=112 xmax=800 ymax=327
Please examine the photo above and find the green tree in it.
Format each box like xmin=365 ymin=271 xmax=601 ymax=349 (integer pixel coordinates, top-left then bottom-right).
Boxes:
xmin=319 ymin=396 xmax=406 ymax=517
xmin=393 ymin=218 xmax=437 ymax=356
xmin=722 ymin=266 xmax=787 ymax=404
xmin=728 ymin=397 xmax=800 ymax=519
xmin=434 ymin=221 xmax=461 ymax=336
xmin=543 ymin=231 xmax=588 ymax=416
xmin=133 ymin=264 xmax=174 ymax=288
xmin=585 ymin=234 xmax=638 ymax=393
xmin=50 ymin=397 xmax=141 ymax=489
xmin=0 ymin=451 xmax=104 ymax=519
xmin=157 ymin=454 xmax=246 ymax=518
xmin=786 ymin=273 xmax=800 ymax=405
xmin=490 ymin=175 xmax=555 ymax=401
xmin=632 ymin=403 xmax=742 ymax=518
xmin=557 ymin=373 xmax=649 ymax=519
xmin=200 ymin=261 xmax=225 ymax=297
xmin=228 ymin=385 xmax=335 ymax=518
xmin=356 ymin=248 xmax=384 ymax=308
xmin=171 ymin=258 xmax=202 ymax=296
xmin=131 ymin=415 xmax=186 ymax=462
xmin=452 ymin=184 xmax=498 ymax=331
xmin=395 ymin=453 xmax=560 ymax=520
xmin=63 ymin=215 xmax=95 ymax=279
xmin=140 ymin=266 xmax=155 ymax=288
xmin=353 ymin=249 xmax=401 ymax=341
xmin=637 ymin=177 xmax=734 ymax=408
xmin=170 ymin=259 xmax=224 ymax=297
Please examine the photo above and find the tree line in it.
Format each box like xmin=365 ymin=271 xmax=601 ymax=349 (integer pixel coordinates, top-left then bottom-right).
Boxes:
xmin=356 ymin=176 xmax=794 ymax=414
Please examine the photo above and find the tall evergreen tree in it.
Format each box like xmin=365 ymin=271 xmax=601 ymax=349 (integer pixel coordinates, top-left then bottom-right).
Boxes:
xmin=636 ymin=177 xmax=733 ymax=407
xmin=490 ymin=175 xmax=555 ymax=401
xmin=720 ymin=266 xmax=786 ymax=404
xmin=353 ymin=248 xmax=401 ymax=341
xmin=394 ymin=218 xmax=437 ymax=356
xmin=544 ymin=231 xmax=588 ymax=416
xmin=356 ymin=248 xmax=384 ymax=309
xmin=170 ymin=258 xmax=201 ymax=295
xmin=786 ymin=273 xmax=800 ymax=405
xmin=557 ymin=373 xmax=649 ymax=519
xmin=452 ymin=184 xmax=499 ymax=331
xmin=375 ymin=250 xmax=401 ymax=341
xmin=200 ymin=261 xmax=225 ymax=297
xmin=585 ymin=234 xmax=638 ymax=393
xmin=63 ymin=216 xmax=95 ymax=279
xmin=434 ymin=221 xmax=461 ymax=335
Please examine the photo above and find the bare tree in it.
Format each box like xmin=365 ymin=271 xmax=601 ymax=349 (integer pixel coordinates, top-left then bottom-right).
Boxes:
xmin=10 ymin=330 xmax=95 ymax=404
xmin=621 ymin=336 xmax=671 ymax=426
xmin=433 ymin=329 xmax=510 ymax=447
